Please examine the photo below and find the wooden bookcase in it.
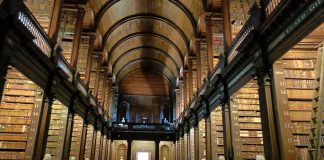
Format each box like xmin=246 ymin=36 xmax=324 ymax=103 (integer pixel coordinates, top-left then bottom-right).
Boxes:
xmin=210 ymin=107 xmax=224 ymax=158
xmin=77 ymin=36 xmax=91 ymax=82
xmin=0 ymin=67 xmax=43 ymax=159
xmin=84 ymin=125 xmax=94 ymax=159
xmin=189 ymin=128 xmax=195 ymax=160
xmin=230 ymin=0 xmax=255 ymax=37
xmin=200 ymin=42 xmax=209 ymax=82
xmin=273 ymin=49 xmax=318 ymax=159
xmin=94 ymin=131 xmax=102 ymax=160
xmin=69 ymin=115 xmax=84 ymax=159
xmin=198 ymin=120 xmax=206 ymax=159
xmin=57 ymin=8 xmax=78 ymax=64
xmin=211 ymin=21 xmax=224 ymax=68
xmin=231 ymin=80 xmax=264 ymax=159
xmin=44 ymin=100 xmax=69 ymax=160
xmin=24 ymin=0 xmax=54 ymax=33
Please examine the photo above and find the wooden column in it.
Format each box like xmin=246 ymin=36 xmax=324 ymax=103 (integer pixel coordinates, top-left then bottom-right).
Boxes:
xmin=79 ymin=115 xmax=88 ymax=160
xmin=222 ymin=103 xmax=234 ymax=160
xmin=257 ymin=72 xmax=280 ymax=160
xmin=221 ymin=0 xmax=232 ymax=49
xmin=34 ymin=96 xmax=54 ymax=160
xmin=183 ymin=133 xmax=188 ymax=160
xmin=85 ymin=35 xmax=95 ymax=86
xmin=183 ymin=72 xmax=188 ymax=106
xmin=194 ymin=126 xmax=199 ymax=160
xmin=155 ymin=140 xmax=160 ymax=160
xmin=127 ymin=139 xmax=132 ymax=160
xmin=195 ymin=39 xmax=202 ymax=88
xmin=205 ymin=116 xmax=212 ymax=160
xmin=70 ymin=7 xmax=85 ymax=67
xmin=62 ymin=108 xmax=75 ymax=159
xmin=90 ymin=128 xmax=97 ymax=160
xmin=47 ymin=0 xmax=63 ymax=40
xmin=205 ymin=13 xmax=214 ymax=72
xmin=106 ymin=139 xmax=111 ymax=160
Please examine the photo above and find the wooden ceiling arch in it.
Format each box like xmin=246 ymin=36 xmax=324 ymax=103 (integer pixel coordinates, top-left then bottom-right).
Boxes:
xmin=113 ymin=48 xmax=179 ymax=78
xmin=116 ymin=59 xmax=176 ymax=87
xmin=89 ymin=0 xmax=204 ymax=86
xmin=108 ymin=33 xmax=184 ymax=68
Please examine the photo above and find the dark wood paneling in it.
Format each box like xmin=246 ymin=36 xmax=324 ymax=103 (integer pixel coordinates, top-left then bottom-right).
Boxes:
xmin=120 ymin=69 xmax=170 ymax=96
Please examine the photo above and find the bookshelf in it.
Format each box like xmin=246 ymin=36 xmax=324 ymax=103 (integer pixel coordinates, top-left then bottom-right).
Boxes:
xmin=198 ymin=120 xmax=206 ymax=159
xmin=192 ymin=59 xmax=198 ymax=93
xmin=77 ymin=36 xmax=91 ymax=82
xmin=0 ymin=67 xmax=43 ymax=159
xmin=101 ymin=136 xmax=107 ymax=160
xmin=57 ymin=9 xmax=78 ymax=64
xmin=200 ymin=42 xmax=209 ymax=82
xmin=69 ymin=115 xmax=84 ymax=159
xmin=212 ymin=21 xmax=224 ymax=68
xmin=277 ymin=49 xmax=317 ymax=159
xmin=24 ymin=0 xmax=54 ymax=33
xmin=232 ymin=81 xmax=264 ymax=159
xmin=230 ymin=0 xmax=256 ymax=37
xmin=84 ymin=125 xmax=94 ymax=159
xmin=89 ymin=56 xmax=98 ymax=94
xmin=94 ymin=131 xmax=101 ymax=160
xmin=45 ymin=100 xmax=68 ymax=160
xmin=190 ymin=128 xmax=195 ymax=160
xmin=210 ymin=107 xmax=224 ymax=158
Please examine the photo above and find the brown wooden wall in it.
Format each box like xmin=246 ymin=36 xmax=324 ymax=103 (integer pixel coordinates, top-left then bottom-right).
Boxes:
xmin=119 ymin=69 xmax=171 ymax=96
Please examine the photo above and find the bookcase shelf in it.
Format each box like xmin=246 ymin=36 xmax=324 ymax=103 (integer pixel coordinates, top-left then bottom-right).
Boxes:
xmin=232 ymin=80 xmax=264 ymax=159
xmin=0 ymin=67 xmax=43 ymax=159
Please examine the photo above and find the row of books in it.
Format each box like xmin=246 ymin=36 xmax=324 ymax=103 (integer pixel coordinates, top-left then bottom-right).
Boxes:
xmin=282 ymin=59 xmax=316 ymax=69
xmin=282 ymin=49 xmax=316 ymax=156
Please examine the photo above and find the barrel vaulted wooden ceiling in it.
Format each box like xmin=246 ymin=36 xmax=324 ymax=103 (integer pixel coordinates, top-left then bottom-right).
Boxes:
xmin=88 ymin=0 xmax=221 ymax=87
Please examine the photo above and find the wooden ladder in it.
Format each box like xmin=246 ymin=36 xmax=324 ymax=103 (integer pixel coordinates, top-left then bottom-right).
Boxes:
xmin=309 ymin=42 xmax=324 ymax=160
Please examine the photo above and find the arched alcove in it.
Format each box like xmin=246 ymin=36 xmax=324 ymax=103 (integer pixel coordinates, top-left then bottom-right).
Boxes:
xmin=160 ymin=145 xmax=171 ymax=160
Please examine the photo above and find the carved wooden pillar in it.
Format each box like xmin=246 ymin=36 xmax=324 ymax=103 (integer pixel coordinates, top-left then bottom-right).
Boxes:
xmin=205 ymin=116 xmax=212 ymax=160
xmin=70 ymin=7 xmax=85 ymax=67
xmin=222 ymin=103 xmax=234 ymax=160
xmin=62 ymin=105 xmax=75 ymax=159
xmin=79 ymin=114 xmax=88 ymax=160
xmin=205 ymin=13 xmax=214 ymax=72
xmin=91 ymin=127 xmax=98 ymax=160
xmin=155 ymin=140 xmax=160 ymax=160
xmin=34 ymin=96 xmax=54 ymax=160
xmin=221 ymin=0 xmax=232 ymax=49
xmin=127 ymin=139 xmax=132 ymax=160
xmin=47 ymin=0 xmax=63 ymax=40
xmin=85 ymin=35 xmax=95 ymax=86
xmin=195 ymin=39 xmax=202 ymax=88
xmin=101 ymin=70 xmax=108 ymax=107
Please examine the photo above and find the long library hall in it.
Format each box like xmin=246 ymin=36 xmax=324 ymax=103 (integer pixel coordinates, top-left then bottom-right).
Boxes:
xmin=0 ymin=0 xmax=324 ymax=160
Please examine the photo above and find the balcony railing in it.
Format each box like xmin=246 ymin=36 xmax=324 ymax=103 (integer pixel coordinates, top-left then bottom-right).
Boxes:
xmin=112 ymin=122 xmax=174 ymax=132
xmin=263 ymin=0 xmax=282 ymax=17
xmin=17 ymin=4 xmax=52 ymax=57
